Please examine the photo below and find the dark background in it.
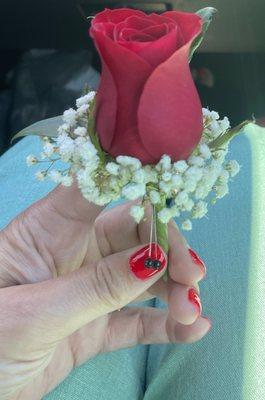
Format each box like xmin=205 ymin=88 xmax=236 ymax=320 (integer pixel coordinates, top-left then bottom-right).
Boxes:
xmin=0 ymin=0 xmax=265 ymax=155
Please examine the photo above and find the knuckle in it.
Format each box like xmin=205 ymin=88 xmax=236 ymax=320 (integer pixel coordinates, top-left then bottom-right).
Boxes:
xmin=102 ymin=314 xmax=118 ymax=352
xmin=168 ymin=222 xmax=187 ymax=247
xmin=94 ymin=214 xmax=105 ymax=237
xmin=93 ymin=258 xmax=123 ymax=308
xmin=166 ymin=316 xmax=205 ymax=345
xmin=94 ymin=215 xmax=112 ymax=257
xmin=136 ymin=311 xmax=146 ymax=344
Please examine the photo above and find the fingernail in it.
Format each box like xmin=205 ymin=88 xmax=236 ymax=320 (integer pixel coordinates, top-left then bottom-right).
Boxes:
xmin=188 ymin=248 xmax=206 ymax=278
xmin=188 ymin=287 xmax=202 ymax=314
xmin=130 ymin=243 xmax=167 ymax=280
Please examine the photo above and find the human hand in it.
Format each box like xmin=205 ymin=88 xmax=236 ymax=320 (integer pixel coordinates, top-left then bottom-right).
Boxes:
xmin=0 ymin=183 xmax=210 ymax=400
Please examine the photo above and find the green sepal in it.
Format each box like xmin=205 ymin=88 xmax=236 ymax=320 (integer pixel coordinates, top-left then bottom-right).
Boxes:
xmin=189 ymin=7 xmax=217 ymax=62
xmin=208 ymin=120 xmax=253 ymax=150
xmin=87 ymin=97 xmax=107 ymax=163
xmin=11 ymin=115 xmax=62 ymax=143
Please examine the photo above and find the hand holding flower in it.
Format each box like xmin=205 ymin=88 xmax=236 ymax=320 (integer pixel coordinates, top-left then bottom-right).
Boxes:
xmin=0 ymin=183 xmax=210 ymax=399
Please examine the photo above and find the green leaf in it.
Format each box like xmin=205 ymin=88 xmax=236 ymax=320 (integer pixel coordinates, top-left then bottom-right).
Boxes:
xmin=11 ymin=115 xmax=63 ymax=143
xmin=208 ymin=120 xmax=253 ymax=150
xmin=189 ymin=7 xmax=217 ymax=61
xmin=196 ymin=7 xmax=218 ymax=32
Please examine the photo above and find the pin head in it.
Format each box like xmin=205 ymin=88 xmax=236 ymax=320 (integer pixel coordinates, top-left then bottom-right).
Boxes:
xmin=144 ymin=258 xmax=153 ymax=267
xmin=153 ymin=260 xmax=161 ymax=269
xmin=144 ymin=257 xmax=162 ymax=269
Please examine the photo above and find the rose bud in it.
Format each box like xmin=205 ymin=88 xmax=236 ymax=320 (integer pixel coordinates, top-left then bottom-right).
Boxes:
xmin=90 ymin=8 xmax=204 ymax=164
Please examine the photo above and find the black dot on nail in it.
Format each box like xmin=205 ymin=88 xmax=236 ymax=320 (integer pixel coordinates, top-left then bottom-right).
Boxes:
xmin=145 ymin=258 xmax=153 ymax=267
xmin=153 ymin=260 xmax=161 ymax=269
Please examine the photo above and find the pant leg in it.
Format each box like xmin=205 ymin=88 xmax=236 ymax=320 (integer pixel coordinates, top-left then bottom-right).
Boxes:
xmin=44 ymin=343 xmax=148 ymax=400
xmin=144 ymin=129 xmax=265 ymax=400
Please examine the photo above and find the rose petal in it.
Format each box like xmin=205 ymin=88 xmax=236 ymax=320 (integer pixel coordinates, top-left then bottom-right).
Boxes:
xmin=110 ymin=127 xmax=153 ymax=163
xmin=91 ymin=39 xmax=118 ymax=150
xmin=94 ymin=59 xmax=117 ymax=150
xmin=142 ymin=23 xmax=169 ymax=39
xmin=120 ymin=28 xmax=154 ymax=42
xmin=125 ymin=15 xmax=155 ymax=30
xmin=113 ymin=21 xmax=126 ymax=41
xmin=146 ymin=13 xmax=177 ymax=25
xmin=90 ymin=22 xmax=115 ymax=40
xmin=94 ymin=8 xmax=145 ymax=24
xmin=90 ymin=26 xmax=153 ymax=154
xmin=117 ymin=40 xmax=150 ymax=56
xmin=162 ymin=11 xmax=202 ymax=42
xmin=121 ymin=27 xmax=179 ymax=68
xmin=138 ymin=27 xmax=203 ymax=161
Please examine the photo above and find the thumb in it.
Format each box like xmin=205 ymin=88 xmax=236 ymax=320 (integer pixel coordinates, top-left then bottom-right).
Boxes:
xmin=45 ymin=180 xmax=104 ymax=223
xmin=0 ymin=244 xmax=167 ymax=344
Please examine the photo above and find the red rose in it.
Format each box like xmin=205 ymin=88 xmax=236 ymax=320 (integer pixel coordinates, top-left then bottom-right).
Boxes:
xmin=90 ymin=8 xmax=203 ymax=164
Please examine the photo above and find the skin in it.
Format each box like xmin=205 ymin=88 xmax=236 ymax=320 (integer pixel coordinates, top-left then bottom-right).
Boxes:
xmin=0 ymin=183 xmax=211 ymax=400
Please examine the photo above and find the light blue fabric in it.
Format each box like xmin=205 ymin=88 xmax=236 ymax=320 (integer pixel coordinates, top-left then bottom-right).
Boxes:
xmin=0 ymin=133 xmax=257 ymax=399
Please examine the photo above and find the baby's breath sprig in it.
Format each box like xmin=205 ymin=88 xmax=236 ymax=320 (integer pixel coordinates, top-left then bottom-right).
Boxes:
xmin=25 ymin=92 xmax=248 ymax=284
xmin=26 ymin=92 xmax=243 ymax=232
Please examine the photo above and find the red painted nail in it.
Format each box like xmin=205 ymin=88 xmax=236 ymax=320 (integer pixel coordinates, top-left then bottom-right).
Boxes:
xmin=188 ymin=288 xmax=202 ymax=314
xmin=188 ymin=248 xmax=206 ymax=277
xmin=130 ymin=243 xmax=167 ymax=280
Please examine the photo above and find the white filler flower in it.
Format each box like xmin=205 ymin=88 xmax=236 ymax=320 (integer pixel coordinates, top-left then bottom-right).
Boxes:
xmin=27 ymin=95 xmax=241 ymax=231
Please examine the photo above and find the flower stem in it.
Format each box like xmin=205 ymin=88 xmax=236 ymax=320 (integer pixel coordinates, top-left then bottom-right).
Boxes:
xmin=155 ymin=202 xmax=169 ymax=282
